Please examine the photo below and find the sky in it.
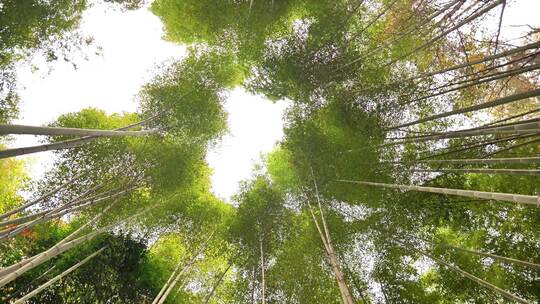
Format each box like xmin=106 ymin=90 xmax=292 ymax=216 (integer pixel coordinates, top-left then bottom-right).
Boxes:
xmin=8 ymin=0 xmax=539 ymax=201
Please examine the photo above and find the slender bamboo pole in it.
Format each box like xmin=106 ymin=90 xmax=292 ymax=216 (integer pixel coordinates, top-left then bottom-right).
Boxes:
xmin=413 ymin=168 xmax=540 ymax=176
xmin=388 ymin=88 xmax=540 ymax=130
xmin=442 ymin=244 xmax=540 ymax=270
xmin=0 ymin=185 xmax=136 ymax=241
xmin=481 ymin=108 xmax=540 ymax=128
xmin=12 ymin=247 xmax=106 ymax=304
xmin=384 ymin=0 xmax=504 ymax=66
xmin=259 ymin=233 xmax=266 ymax=304
xmin=0 ymin=124 xmax=158 ymax=137
xmin=203 ymin=262 xmax=233 ymax=304
xmin=409 ymin=246 xmax=531 ymax=304
xmin=0 ymin=114 xmax=158 ymax=159
xmin=361 ymin=41 xmax=540 ymax=95
xmin=407 ymin=62 xmax=540 ymax=104
xmin=0 ymin=172 xmax=84 ymax=221
xmin=0 ymin=210 xmax=144 ymax=286
xmin=403 ymin=156 xmax=540 ymax=165
xmin=153 ymin=231 xmax=215 ymax=304
xmin=151 ymin=255 xmax=184 ymax=304
xmin=0 ymin=198 xmax=120 ymax=279
xmin=336 ymin=179 xmax=540 ymax=206
xmin=311 ymin=169 xmax=355 ymax=304
xmin=415 ymin=134 xmax=536 ymax=160
xmin=348 ymin=0 xmax=463 ymax=66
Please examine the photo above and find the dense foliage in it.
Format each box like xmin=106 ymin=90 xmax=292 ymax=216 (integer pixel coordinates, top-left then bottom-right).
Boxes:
xmin=1 ymin=0 xmax=539 ymax=303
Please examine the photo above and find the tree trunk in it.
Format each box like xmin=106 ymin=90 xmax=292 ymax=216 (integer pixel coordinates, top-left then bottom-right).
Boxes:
xmin=309 ymin=169 xmax=355 ymax=304
xmin=12 ymin=247 xmax=106 ymax=303
xmin=336 ymin=179 xmax=539 ymax=206
xmin=356 ymin=0 xmax=463 ymax=64
xmin=416 ymin=133 xmax=536 ymax=160
xmin=153 ymin=232 xmax=215 ymax=304
xmin=385 ymin=0 xmax=504 ymax=67
xmin=0 ymin=124 xmax=158 ymax=137
xmin=0 ymin=115 xmax=157 ymax=159
xmin=405 ymin=156 xmax=540 ymax=165
xmin=0 ymin=172 xmax=84 ymax=221
xmin=151 ymin=256 xmax=184 ymax=304
xmin=0 ymin=210 xmax=142 ymax=286
xmin=481 ymin=107 xmax=540 ymax=128
xmin=0 ymin=185 xmax=136 ymax=241
xmin=259 ymin=233 xmax=266 ymax=304
xmin=412 ymin=40 xmax=540 ymax=81
xmin=388 ymin=120 xmax=540 ymax=144
xmin=409 ymin=62 xmax=540 ymax=104
xmin=203 ymin=261 xmax=233 ymax=304
xmin=413 ymin=168 xmax=540 ymax=176
xmin=440 ymin=244 xmax=540 ymax=270
xmin=411 ymin=246 xmax=530 ymax=304
xmin=388 ymin=88 xmax=540 ymax=130
xmin=0 ymin=199 xmax=119 ymax=279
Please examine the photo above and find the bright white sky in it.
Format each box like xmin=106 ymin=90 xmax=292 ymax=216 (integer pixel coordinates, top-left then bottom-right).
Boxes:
xmin=8 ymin=0 xmax=538 ymax=201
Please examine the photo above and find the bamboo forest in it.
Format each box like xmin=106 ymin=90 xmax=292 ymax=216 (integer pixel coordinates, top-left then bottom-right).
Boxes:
xmin=1 ymin=0 xmax=540 ymax=303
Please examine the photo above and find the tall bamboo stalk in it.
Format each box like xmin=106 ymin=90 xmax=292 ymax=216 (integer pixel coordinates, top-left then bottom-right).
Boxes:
xmin=259 ymin=232 xmax=266 ymax=304
xmin=0 ymin=185 xmax=136 ymax=241
xmin=0 ymin=114 xmax=157 ymax=159
xmin=404 ymin=156 xmax=540 ymax=165
xmin=441 ymin=244 xmax=540 ymax=270
xmin=0 ymin=210 xmax=144 ymax=286
xmin=203 ymin=262 xmax=233 ymax=304
xmin=409 ymin=246 xmax=531 ymax=304
xmin=0 ymin=198 xmax=120 ymax=279
xmin=413 ymin=168 xmax=540 ymax=176
xmin=153 ymin=231 xmax=215 ymax=304
xmin=0 ymin=124 xmax=158 ymax=137
xmin=0 ymin=172 xmax=84 ymax=221
xmin=384 ymin=0 xmax=504 ymax=66
xmin=388 ymin=88 xmax=540 ymax=130
xmin=12 ymin=247 xmax=106 ymax=303
xmin=363 ymin=41 xmax=540 ymax=94
xmin=409 ymin=62 xmax=540 ymax=104
xmin=336 ymin=180 xmax=540 ymax=206
xmin=310 ymin=169 xmax=355 ymax=304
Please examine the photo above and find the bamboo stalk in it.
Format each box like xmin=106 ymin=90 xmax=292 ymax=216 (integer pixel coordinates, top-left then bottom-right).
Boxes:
xmin=409 ymin=62 xmax=540 ymax=103
xmin=260 ymin=233 xmax=266 ymax=304
xmin=442 ymin=244 xmax=540 ymax=270
xmin=413 ymin=168 xmax=540 ymax=176
xmin=336 ymin=179 xmax=540 ymax=206
xmin=153 ymin=231 xmax=215 ymax=304
xmin=0 ymin=172 xmax=84 ymax=221
xmin=0 ymin=185 xmax=136 ymax=241
xmin=388 ymin=88 xmax=540 ymax=130
xmin=413 ymin=42 xmax=540 ymax=81
xmin=203 ymin=262 xmax=233 ymax=304
xmin=0 ymin=114 xmax=157 ymax=159
xmin=311 ymin=168 xmax=355 ymax=304
xmin=0 ymin=210 xmax=143 ymax=287
xmin=12 ymin=247 xmax=106 ymax=303
xmin=411 ymin=246 xmax=531 ymax=304
xmin=0 ymin=124 xmax=158 ymax=137
xmin=384 ymin=0 xmax=504 ymax=66
xmin=404 ymin=156 xmax=540 ymax=165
